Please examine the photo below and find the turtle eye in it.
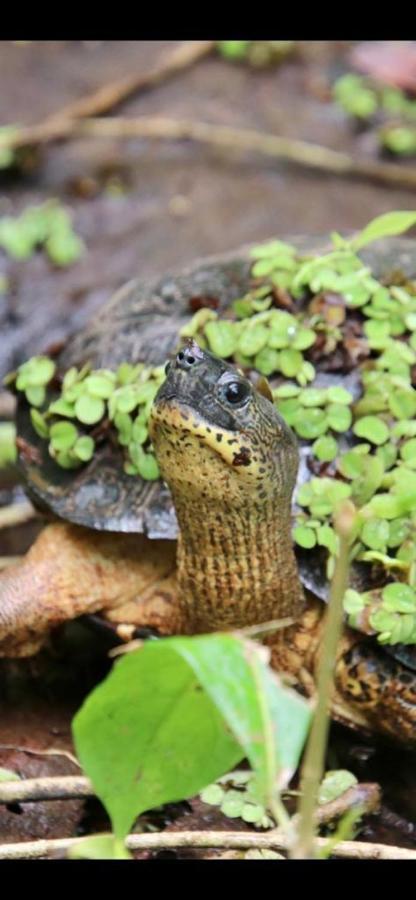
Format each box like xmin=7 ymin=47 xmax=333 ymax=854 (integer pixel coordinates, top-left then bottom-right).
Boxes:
xmin=164 ymin=361 xmax=171 ymax=375
xmin=223 ymin=381 xmax=250 ymax=405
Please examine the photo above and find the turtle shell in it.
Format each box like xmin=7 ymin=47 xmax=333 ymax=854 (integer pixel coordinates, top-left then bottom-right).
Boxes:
xmin=14 ymin=235 xmax=416 ymax=669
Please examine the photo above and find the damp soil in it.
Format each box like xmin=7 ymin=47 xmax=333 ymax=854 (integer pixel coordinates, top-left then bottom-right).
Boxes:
xmin=0 ymin=40 xmax=415 ymax=854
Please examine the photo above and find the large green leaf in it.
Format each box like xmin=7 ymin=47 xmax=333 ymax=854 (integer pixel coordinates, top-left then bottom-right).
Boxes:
xmin=352 ymin=211 xmax=416 ymax=252
xmin=73 ymin=634 xmax=311 ymax=841
xmin=73 ymin=639 xmax=242 ymax=840
xmin=170 ymin=635 xmax=312 ymax=800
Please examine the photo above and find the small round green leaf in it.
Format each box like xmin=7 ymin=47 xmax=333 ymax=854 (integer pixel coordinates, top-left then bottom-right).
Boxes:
xmin=75 ymin=395 xmax=105 ymax=425
xmin=353 ymin=416 xmax=389 ymax=445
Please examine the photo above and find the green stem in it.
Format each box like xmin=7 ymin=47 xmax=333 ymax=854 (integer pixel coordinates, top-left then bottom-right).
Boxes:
xmin=290 ymin=501 xmax=355 ymax=859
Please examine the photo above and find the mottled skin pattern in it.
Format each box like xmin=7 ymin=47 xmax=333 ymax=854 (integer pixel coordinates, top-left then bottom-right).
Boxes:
xmin=0 ymin=342 xmax=415 ymax=745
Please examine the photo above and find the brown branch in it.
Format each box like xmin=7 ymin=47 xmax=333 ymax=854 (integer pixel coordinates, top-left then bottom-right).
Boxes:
xmin=0 ymin=775 xmax=91 ymax=804
xmin=0 ymin=556 xmax=21 ymax=570
xmin=0 ymin=774 xmax=380 ymax=825
xmin=0 ymin=393 xmax=16 ymax=420
xmin=75 ymin=117 xmax=416 ymax=190
xmin=314 ymin=782 xmax=380 ymax=825
xmin=0 ymin=744 xmax=80 ymax=767
xmin=0 ymin=501 xmax=36 ymax=529
xmin=0 ymin=828 xmax=414 ymax=861
xmin=0 ymin=43 xmax=215 ymax=151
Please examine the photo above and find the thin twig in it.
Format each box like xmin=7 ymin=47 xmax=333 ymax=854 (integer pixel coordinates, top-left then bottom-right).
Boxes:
xmin=0 ymin=501 xmax=36 ymax=529
xmin=0 ymin=829 xmax=414 ymax=861
xmin=292 ymin=501 xmax=356 ymax=860
xmin=0 ymin=556 xmax=21 ymax=570
xmin=0 ymin=772 xmax=379 ymax=824
xmin=237 ymin=616 xmax=295 ymax=638
xmin=0 ymin=393 xmax=16 ymax=420
xmin=0 ymin=43 xmax=215 ymax=151
xmin=314 ymin=783 xmax=380 ymax=825
xmin=50 ymin=117 xmax=416 ymax=190
xmin=0 ymin=745 xmax=80 ymax=768
xmin=0 ymin=775 xmax=91 ymax=804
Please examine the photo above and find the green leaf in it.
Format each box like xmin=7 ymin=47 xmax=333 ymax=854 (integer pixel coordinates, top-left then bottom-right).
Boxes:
xmin=75 ymin=394 xmax=105 ymax=425
xmin=343 ymin=589 xmax=365 ymax=616
xmin=312 ymin=435 xmax=338 ymax=462
xmin=200 ymin=784 xmax=225 ymax=806
xmin=326 ymin=403 xmax=352 ymax=433
xmin=49 ymin=421 xmax=78 ymax=452
xmin=217 ymin=40 xmax=251 ymax=61
xmin=298 ymin=388 xmax=327 ymax=407
xmin=30 ymin=409 xmax=49 ymax=439
xmin=73 ymin=635 xmax=311 ymax=840
xmin=25 ymin=386 xmax=45 ymax=407
xmin=220 ymin=791 xmax=244 ymax=818
xmin=318 ymin=770 xmax=358 ymax=805
xmin=400 ymin=438 xmax=416 ymax=466
xmin=0 ymin=423 xmax=17 ymax=467
xmin=68 ymin=835 xmax=130 ymax=860
xmin=351 ymin=211 xmax=416 ymax=252
xmin=293 ymin=525 xmax=317 ymax=549
xmin=73 ymin=638 xmax=243 ymax=840
xmin=360 ymin=518 xmax=389 ymax=551
xmin=205 ymin=321 xmax=238 ymax=358
xmin=326 ymin=386 xmax=353 ymax=405
xmin=254 ymin=347 xmax=280 ymax=376
xmin=238 ymin=324 xmax=269 ymax=357
xmin=292 ymin=407 xmax=327 ymax=440
xmin=170 ymin=635 xmax=312 ymax=799
xmin=73 ymin=435 xmax=95 ymax=462
xmin=241 ymin=802 xmax=266 ymax=823
xmin=48 ymin=398 xmax=76 ymax=418
xmin=388 ymin=389 xmax=416 ymax=420
xmin=0 ymin=767 xmax=21 ymax=782
xmin=277 ymin=349 xmax=303 ymax=378
xmin=381 ymin=582 xmax=416 ymax=613
xmin=353 ymin=415 xmax=389 ymax=445
xmin=137 ymin=452 xmax=160 ymax=481
xmin=364 ymin=493 xmax=406 ymax=519
xmin=84 ymin=373 xmax=116 ymax=399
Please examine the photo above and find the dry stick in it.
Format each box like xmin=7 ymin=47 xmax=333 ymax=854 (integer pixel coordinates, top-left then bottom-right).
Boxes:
xmin=0 ymin=775 xmax=92 ymax=804
xmin=0 ymin=42 xmax=215 ymax=151
xmin=291 ymin=501 xmax=356 ymax=860
xmin=0 ymin=745 xmax=80 ymax=767
xmin=0 ymin=830 xmax=414 ymax=861
xmin=2 ymin=114 xmax=416 ymax=190
xmin=0 ymin=773 xmax=379 ymax=824
xmin=0 ymin=393 xmax=16 ymax=420
xmin=77 ymin=117 xmax=416 ymax=191
xmin=0 ymin=556 xmax=21 ymax=570
xmin=0 ymin=501 xmax=36 ymax=529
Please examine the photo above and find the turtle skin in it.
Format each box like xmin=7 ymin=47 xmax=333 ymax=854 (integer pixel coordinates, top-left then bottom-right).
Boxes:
xmin=0 ymin=236 xmax=415 ymax=746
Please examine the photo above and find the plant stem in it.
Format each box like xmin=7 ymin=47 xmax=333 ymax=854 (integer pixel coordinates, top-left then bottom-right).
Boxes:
xmin=291 ymin=501 xmax=356 ymax=859
xmin=0 ymin=501 xmax=36 ymax=529
xmin=0 ymin=829 xmax=413 ymax=861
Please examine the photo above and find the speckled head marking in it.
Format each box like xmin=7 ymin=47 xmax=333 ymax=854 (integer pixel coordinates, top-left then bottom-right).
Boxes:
xmin=150 ymin=339 xmax=299 ymax=506
xmin=149 ymin=340 xmax=304 ymax=634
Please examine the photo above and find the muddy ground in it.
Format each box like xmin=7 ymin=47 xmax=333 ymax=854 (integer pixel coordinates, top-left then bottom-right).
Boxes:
xmin=0 ymin=41 xmax=415 ymax=855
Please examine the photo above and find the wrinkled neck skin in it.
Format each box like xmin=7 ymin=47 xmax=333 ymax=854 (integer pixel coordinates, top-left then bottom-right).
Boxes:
xmin=174 ymin=492 xmax=304 ymax=634
xmin=150 ymin=406 xmax=305 ymax=634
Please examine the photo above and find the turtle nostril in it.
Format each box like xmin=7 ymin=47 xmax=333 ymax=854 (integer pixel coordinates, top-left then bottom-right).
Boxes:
xmin=176 ymin=347 xmax=197 ymax=370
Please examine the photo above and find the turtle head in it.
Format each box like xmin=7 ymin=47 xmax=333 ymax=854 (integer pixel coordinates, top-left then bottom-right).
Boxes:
xmin=149 ymin=339 xmax=299 ymax=506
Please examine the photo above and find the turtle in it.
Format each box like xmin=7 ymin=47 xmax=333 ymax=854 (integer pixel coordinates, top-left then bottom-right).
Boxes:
xmin=0 ymin=236 xmax=415 ymax=748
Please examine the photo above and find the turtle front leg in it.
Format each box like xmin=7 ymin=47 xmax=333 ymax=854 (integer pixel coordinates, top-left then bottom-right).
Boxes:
xmin=269 ymin=596 xmax=416 ymax=747
xmin=0 ymin=522 xmax=180 ymax=657
xmin=334 ymin=640 xmax=416 ymax=746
